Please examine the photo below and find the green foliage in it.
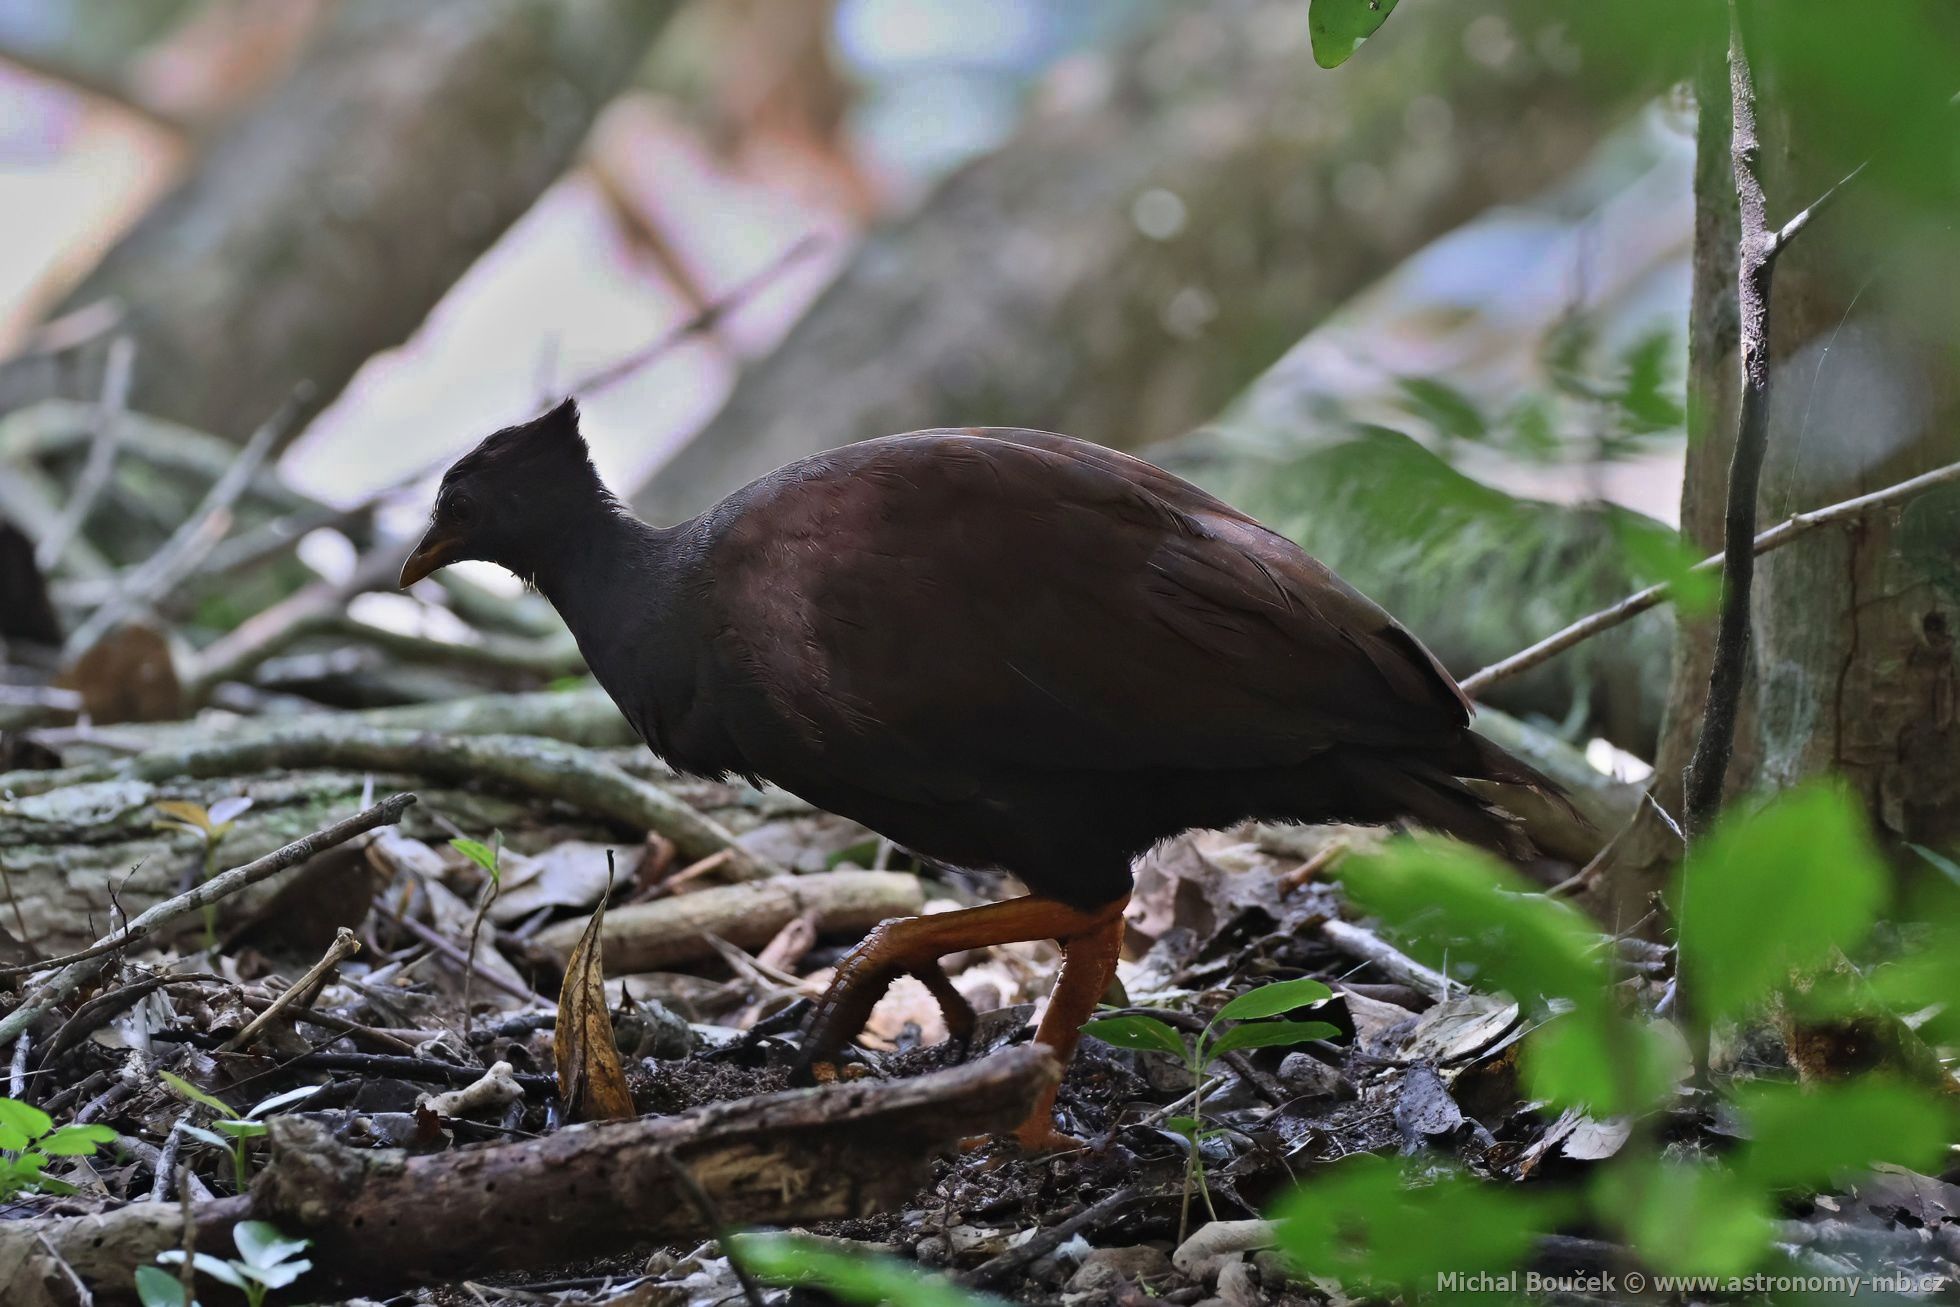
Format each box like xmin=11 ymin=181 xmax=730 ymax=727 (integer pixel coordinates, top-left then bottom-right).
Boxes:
xmin=161 ymin=1074 xmax=318 ymax=1193
xmin=1273 ymin=1155 xmax=1563 ymax=1299
xmin=152 ymin=1221 xmax=312 ymax=1307
xmin=1339 ymin=837 xmax=1605 ymax=1011
xmin=733 ymin=1233 xmax=1001 ymax=1307
xmin=0 ymin=1098 xmax=118 ymax=1198
xmin=1307 ymin=0 xmax=1401 ymax=69
xmin=1613 ymin=516 xmax=1719 ymax=617
xmin=1085 ymin=978 xmax=1336 ymax=1235
xmin=1520 ymin=1012 xmax=1689 ymax=1117
xmin=1734 ymin=1080 xmax=1951 ymax=1189
xmin=1676 ymin=783 xmax=1889 ymax=1022
xmin=1593 ymin=1159 xmax=1774 ymax=1279
xmin=152 ymin=796 xmax=252 ymax=949
xmin=450 ymin=832 xmax=503 ymax=885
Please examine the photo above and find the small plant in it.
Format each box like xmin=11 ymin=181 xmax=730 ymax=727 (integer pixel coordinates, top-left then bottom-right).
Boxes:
xmin=450 ymin=831 xmax=503 ymax=1035
xmin=1083 ymin=976 xmax=1338 ymax=1238
xmin=160 ymin=1074 xmax=317 ymax=1194
xmin=153 ymin=796 xmax=253 ymax=949
xmin=0 ymin=1097 xmax=118 ymax=1198
xmin=136 ymin=1220 xmax=312 ymax=1307
xmin=733 ymin=1232 xmax=1001 ymax=1307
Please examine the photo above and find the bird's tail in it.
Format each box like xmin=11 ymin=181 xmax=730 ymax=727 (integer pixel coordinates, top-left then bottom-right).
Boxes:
xmin=1345 ymin=732 xmax=1574 ymax=860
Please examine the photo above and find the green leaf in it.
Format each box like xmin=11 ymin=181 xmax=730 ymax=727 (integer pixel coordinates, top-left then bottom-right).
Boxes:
xmin=1165 ymin=1115 xmax=1202 ymax=1138
xmin=1272 ymin=1155 xmax=1561 ymax=1299
xmin=214 ymin=1119 xmax=269 ymax=1140
xmin=1592 ymin=1158 xmax=1772 ymax=1279
xmin=733 ymin=1232 xmax=1005 ymax=1307
xmin=39 ymin=1123 xmax=119 ymax=1156
xmin=246 ymin=1084 xmax=320 ymax=1119
xmin=1308 ymin=0 xmax=1403 ymax=70
xmin=1614 ymin=518 xmax=1718 ymax=617
xmin=234 ymin=1258 xmax=312 ymax=1290
xmin=1208 ymin=1020 xmax=1342 ymax=1059
xmin=1676 ymin=784 xmax=1888 ymax=1022
xmin=179 ymin=1126 xmax=231 ymax=1150
xmin=159 ymin=1071 xmax=234 ymax=1118
xmin=1081 ymin=1015 xmax=1188 ymax=1059
xmin=450 ymin=834 xmax=502 ymax=883
xmin=1910 ymin=842 xmax=1960 ymax=888
xmin=157 ymin=1252 xmax=247 ymax=1292
xmin=0 ymin=1097 xmax=54 ymax=1144
xmin=1521 ymin=1013 xmax=1689 ymax=1117
xmin=134 ymin=1265 xmax=199 ymax=1307
xmin=233 ymin=1221 xmax=311 ymax=1271
xmin=1214 ymin=978 xmax=1334 ymax=1024
xmin=1340 ymin=837 xmax=1607 ymax=1011
xmin=1735 ymin=1080 xmax=1951 ymax=1189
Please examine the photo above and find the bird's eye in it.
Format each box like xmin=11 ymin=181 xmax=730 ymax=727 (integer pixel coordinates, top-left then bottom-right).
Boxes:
xmin=448 ymin=495 xmax=478 ymax=526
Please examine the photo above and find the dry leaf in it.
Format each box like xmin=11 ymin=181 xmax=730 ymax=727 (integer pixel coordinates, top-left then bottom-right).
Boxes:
xmin=555 ymin=886 xmax=636 ymax=1122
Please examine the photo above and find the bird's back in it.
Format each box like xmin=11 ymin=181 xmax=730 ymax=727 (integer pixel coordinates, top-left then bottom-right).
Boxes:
xmin=686 ymin=427 xmax=1550 ymax=900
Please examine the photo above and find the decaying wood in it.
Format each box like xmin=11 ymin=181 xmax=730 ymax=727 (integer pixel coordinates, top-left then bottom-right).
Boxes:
xmin=0 ymin=1047 xmax=1059 ymax=1306
xmin=0 ymin=794 xmax=415 ymax=1046
xmin=7 ymin=726 xmax=758 ymax=873
xmin=533 ymin=871 xmax=926 ymax=973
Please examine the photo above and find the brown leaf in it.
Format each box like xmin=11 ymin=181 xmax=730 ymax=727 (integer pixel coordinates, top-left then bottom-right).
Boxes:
xmin=555 ymin=888 xmax=636 ymax=1122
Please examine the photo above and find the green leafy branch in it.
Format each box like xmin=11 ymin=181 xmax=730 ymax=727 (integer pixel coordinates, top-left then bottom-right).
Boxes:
xmin=136 ymin=1220 xmax=312 ymax=1307
xmin=0 ymin=1098 xmax=118 ymax=1199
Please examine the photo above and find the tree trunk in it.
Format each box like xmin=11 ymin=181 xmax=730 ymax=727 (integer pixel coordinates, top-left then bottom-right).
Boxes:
xmin=633 ymin=0 xmax=1633 ymax=523
xmin=0 ymin=0 xmax=679 ymax=445
xmin=1589 ymin=13 xmax=1960 ymax=927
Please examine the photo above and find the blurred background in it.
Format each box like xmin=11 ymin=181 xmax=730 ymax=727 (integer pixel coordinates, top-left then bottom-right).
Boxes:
xmin=2 ymin=0 xmax=1949 ymax=784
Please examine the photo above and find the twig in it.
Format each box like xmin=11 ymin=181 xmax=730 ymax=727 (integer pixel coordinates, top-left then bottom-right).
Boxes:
xmin=65 ymin=384 xmax=309 ymax=656
xmin=1459 ymin=456 xmax=1960 ymax=698
xmin=369 ymin=900 xmax=545 ymax=1006
xmin=963 ymin=1185 xmax=1154 ymax=1289
xmin=220 ymin=928 xmax=362 ymax=1053
xmin=184 ymin=544 xmax=404 ymax=695
xmin=1681 ymin=3 xmax=1791 ymax=841
xmin=567 ymin=236 xmax=822 ymax=395
xmin=8 ymin=1033 xmax=28 ymax=1100
xmin=35 ymin=334 xmax=134 ymax=572
xmin=0 ymin=795 xmax=417 ymax=1044
xmin=151 ymin=1113 xmax=193 ymax=1203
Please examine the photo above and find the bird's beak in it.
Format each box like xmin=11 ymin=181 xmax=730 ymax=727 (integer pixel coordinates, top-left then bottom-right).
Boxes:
xmin=399 ymin=527 xmax=463 ymax=588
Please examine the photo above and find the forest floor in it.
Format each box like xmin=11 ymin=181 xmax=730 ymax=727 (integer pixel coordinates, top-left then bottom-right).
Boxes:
xmin=1 ymin=718 xmax=1957 ymax=1306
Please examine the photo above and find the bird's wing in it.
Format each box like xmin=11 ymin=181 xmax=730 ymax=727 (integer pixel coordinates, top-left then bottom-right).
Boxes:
xmin=705 ymin=429 xmax=1470 ymax=799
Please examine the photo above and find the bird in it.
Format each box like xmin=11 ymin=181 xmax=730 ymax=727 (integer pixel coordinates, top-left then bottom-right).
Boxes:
xmin=400 ymin=398 xmax=1557 ymax=1150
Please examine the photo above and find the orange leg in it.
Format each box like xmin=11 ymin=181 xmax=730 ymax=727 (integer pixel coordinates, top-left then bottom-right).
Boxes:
xmin=793 ymin=893 xmax=1131 ymax=1150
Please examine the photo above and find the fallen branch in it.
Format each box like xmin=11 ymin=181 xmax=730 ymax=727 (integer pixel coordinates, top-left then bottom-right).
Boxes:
xmin=13 ymin=726 xmax=759 ymax=874
xmin=0 ymin=795 xmax=417 ymax=1043
xmin=33 ymin=335 xmax=133 ymax=573
xmin=1458 ymin=455 xmax=1960 ymax=700
xmin=1320 ymin=919 xmax=1452 ymax=1002
xmin=219 ymin=927 xmax=361 ymax=1053
xmin=64 ymin=386 xmax=309 ymax=658
xmin=0 ymin=1047 xmax=1059 ymax=1306
xmin=532 ymin=871 xmax=925 ymax=973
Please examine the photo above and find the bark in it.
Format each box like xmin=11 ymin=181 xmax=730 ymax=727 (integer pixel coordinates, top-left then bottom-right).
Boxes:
xmin=532 ymin=871 xmax=926 ymax=973
xmin=0 ymin=1047 xmax=1060 ymax=1306
xmin=0 ymin=0 xmax=679 ymax=445
xmin=633 ymin=0 xmax=1631 ymax=523
xmin=1590 ymin=13 xmax=1960 ymax=924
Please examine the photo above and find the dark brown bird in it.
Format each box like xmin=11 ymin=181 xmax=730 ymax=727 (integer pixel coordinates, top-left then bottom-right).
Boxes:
xmin=401 ymin=399 xmax=1554 ymax=1149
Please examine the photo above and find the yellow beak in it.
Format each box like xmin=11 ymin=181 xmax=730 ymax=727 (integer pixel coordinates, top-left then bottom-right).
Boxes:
xmin=399 ymin=527 xmax=464 ymax=588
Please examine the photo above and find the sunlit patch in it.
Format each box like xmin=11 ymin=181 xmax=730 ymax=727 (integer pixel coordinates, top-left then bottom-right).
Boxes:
xmin=1585 ymin=736 xmax=1653 ymax=783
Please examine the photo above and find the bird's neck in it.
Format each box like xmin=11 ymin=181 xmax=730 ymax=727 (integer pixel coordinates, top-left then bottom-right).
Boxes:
xmin=527 ymin=506 xmax=676 ymax=636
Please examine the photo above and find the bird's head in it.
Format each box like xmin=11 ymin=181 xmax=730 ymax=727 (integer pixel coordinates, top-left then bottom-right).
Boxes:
xmin=399 ymin=397 xmax=614 ymax=589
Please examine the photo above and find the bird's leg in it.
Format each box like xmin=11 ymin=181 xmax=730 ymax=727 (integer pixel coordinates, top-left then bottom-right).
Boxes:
xmin=909 ymin=961 xmax=978 ymax=1056
xmin=1013 ymin=899 xmax=1128 ymax=1152
xmin=791 ymin=894 xmax=1126 ymax=1093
